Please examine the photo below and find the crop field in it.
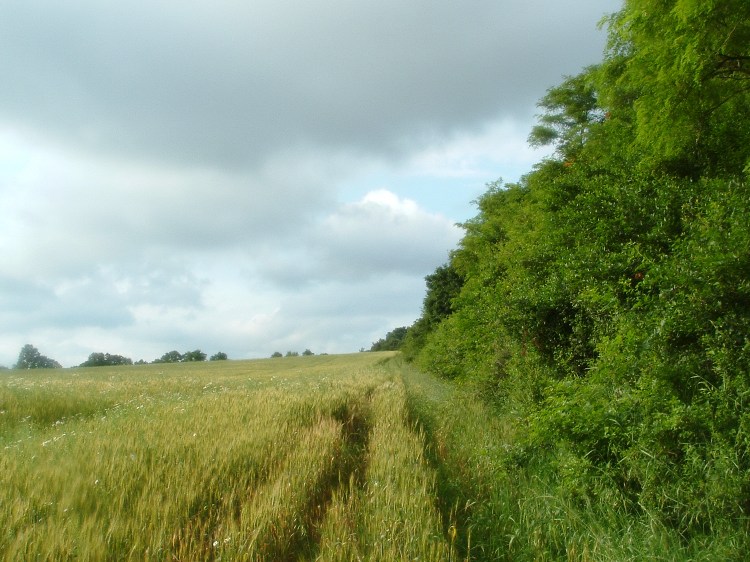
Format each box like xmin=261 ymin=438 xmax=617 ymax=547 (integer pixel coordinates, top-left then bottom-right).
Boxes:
xmin=0 ymin=353 xmax=456 ymax=561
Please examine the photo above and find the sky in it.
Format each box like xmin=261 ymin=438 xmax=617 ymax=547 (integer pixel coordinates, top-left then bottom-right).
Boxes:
xmin=0 ymin=0 xmax=622 ymax=368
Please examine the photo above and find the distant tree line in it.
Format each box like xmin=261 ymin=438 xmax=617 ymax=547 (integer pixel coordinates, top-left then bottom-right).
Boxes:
xmin=271 ymin=349 xmax=314 ymax=358
xmin=153 ymin=349 xmax=205 ymax=363
xmin=9 ymin=344 xmax=337 ymax=370
xmin=148 ymin=350 xmax=228 ymax=364
xmin=79 ymin=352 xmax=133 ymax=367
xmin=369 ymin=327 xmax=408 ymax=352
xmin=6 ymin=344 xmax=230 ymax=370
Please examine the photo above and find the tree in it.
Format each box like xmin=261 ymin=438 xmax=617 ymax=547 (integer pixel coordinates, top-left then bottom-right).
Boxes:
xmin=302 ymin=349 xmax=314 ymax=356
xmin=528 ymin=70 xmax=603 ymax=159
xmin=271 ymin=351 xmax=283 ymax=358
xmin=601 ymin=0 xmax=750 ymax=176
xmin=154 ymin=350 xmax=183 ymax=364
xmin=370 ymin=327 xmax=408 ymax=351
xmin=285 ymin=351 xmax=299 ymax=357
xmin=183 ymin=349 xmax=207 ymax=362
xmin=15 ymin=344 xmax=62 ymax=369
xmin=422 ymin=264 xmax=464 ymax=328
xmin=79 ymin=352 xmax=133 ymax=367
xmin=210 ymin=352 xmax=228 ymax=361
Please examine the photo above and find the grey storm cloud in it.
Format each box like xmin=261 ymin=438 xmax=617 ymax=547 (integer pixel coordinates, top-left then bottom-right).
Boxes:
xmin=0 ymin=0 xmax=618 ymax=168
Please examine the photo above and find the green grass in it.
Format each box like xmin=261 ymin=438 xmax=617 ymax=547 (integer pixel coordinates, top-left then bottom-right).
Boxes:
xmin=400 ymin=361 xmax=750 ymax=562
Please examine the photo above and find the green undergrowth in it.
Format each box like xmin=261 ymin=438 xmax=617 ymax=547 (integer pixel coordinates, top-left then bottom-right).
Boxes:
xmin=400 ymin=358 xmax=750 ymax=561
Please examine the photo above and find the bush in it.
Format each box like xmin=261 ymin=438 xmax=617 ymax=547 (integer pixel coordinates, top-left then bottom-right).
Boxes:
xmin=15 ymin=344 xmax=62 ymax=369
xmin=370 ymin=327 xmax=408 ymax=352
xmin=153 ymin=351 xmax=183 ymax=364
xmin=80 ymin=352 xmax=133 ymax=367
xmin=183 ymin=350 xmax=207 ymax=362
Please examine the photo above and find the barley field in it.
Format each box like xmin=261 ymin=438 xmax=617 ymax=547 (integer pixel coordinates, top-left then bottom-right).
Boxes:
xmin=0 ymin=352 xmax=456 ymax=561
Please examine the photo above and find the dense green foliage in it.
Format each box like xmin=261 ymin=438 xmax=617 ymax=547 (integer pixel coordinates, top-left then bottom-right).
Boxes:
xmin=406 ymin=0 xmax=750 ymax=544
xmin=79 ymin=352 xmax=133 ymax=367
xmin=370 ymin=326 xmax=409 ymax=351
xmin=152 ymin=349 xmax=208 ymax=363
xmin=182 ymin=349 xmax=207 ymax=362
xmin=153 ymin=350 xmax=185 ymax=363
xmin=14 ymin=344 xmax=61 ymax=369
xmin=402 ymin=360 xmax=749 ymax=560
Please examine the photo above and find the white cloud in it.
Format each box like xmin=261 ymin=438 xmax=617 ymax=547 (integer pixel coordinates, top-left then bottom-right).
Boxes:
xmin=254 ymin=189 xmax=461 ymax=286
xmin=0 ymin=131 xmax=341 ymax=282
xmin=0 ymin=186 xmax=457 ymax=366
xmin=405 ymin=118 xmax=553 ymax=180
xmin=316 ymin=189 xmax=460 ymax=276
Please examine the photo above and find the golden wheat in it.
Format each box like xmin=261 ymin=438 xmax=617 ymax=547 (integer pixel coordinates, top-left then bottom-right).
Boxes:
xmin=1 ymin=352 xmax=452 ymax=561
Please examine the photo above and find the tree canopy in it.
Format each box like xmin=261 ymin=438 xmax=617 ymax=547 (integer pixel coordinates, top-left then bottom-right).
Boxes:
xmin=404 ymin=0 xmax=750 ymax=541
xmin=370 ymin=327 xmax=409 ymax=352
xmin=79 ymin=352 xmax=133 ymax=367
xmin=153 ymin=350 xmax=184 ymax=364
xmin=15 ymin=344 xmax=62 ymax=369
xmin=182 ymin=349 xmax=207 ymax=362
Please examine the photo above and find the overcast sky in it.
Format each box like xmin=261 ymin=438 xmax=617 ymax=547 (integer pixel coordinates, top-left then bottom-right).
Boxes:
xmin=0 ymin=0 xmax=621 ymax=367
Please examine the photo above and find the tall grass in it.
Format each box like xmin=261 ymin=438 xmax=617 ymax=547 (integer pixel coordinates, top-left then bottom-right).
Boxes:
xmin=400 ymin=360 xmax=750 ymax=561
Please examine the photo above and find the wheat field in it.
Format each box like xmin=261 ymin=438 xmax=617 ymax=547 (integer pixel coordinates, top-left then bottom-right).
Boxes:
xmin=0 ymin=352 xmax=456 ymax=561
